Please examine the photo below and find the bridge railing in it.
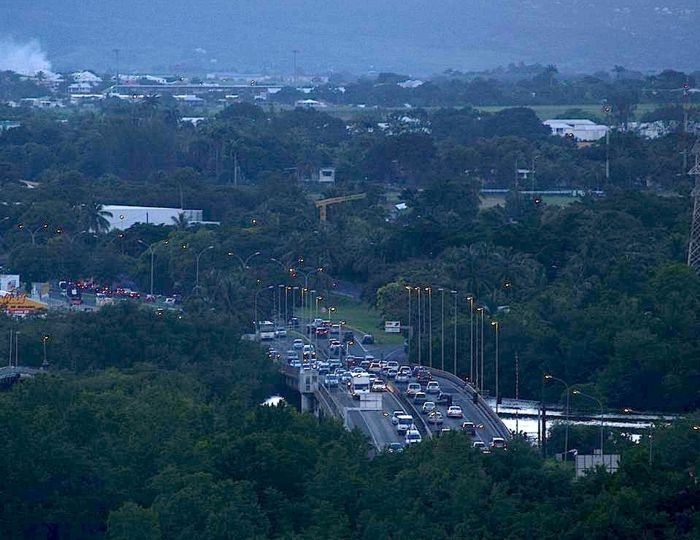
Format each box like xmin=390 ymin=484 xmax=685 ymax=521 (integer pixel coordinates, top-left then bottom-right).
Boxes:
xmin=423 ymin=366 xmax=511 ymax=440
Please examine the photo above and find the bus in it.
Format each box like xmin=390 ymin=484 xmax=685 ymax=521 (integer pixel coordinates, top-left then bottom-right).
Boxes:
xmin=257 ymin=321 xmax=276 ymax=341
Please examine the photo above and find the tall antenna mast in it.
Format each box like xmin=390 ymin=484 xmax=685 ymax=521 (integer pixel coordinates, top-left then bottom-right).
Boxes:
xmin=113 ymin=48 xmax=121 ymax=87
xmin=292 ymin=49 xmax=299 ymax=84
xmin=688 ymin=139 xmax=700 ymax=272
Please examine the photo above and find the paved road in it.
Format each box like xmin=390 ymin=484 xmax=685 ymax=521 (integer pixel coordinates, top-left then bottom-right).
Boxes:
xmin=270 ymin=324 xmax=508 ymax=452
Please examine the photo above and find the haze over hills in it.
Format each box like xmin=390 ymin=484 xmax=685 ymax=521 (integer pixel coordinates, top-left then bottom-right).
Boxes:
xmin=0 ymin=0 xmax=698 ymax=75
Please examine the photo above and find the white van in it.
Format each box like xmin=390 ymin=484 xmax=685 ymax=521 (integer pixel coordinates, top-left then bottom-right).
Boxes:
xmin=395 ymin=414 xmax=414 ymax=434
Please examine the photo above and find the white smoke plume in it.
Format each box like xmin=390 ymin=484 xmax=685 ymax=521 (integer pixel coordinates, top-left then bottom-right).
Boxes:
xmin=0 ymin=37 xmax=52 ymax=75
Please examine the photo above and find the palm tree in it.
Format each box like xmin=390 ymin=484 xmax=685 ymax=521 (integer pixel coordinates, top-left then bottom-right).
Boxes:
xmin=84 ymin=203 xmax=113 ymax=234
xmin=171 ymin=212 xmax=190 ymax=230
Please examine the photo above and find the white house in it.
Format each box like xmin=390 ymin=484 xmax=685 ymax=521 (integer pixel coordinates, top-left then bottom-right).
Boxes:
xmin=101 ymin=205 xmax=205 ymax=231
xmin=71 ymin=70 xmax=103 ymax=84
xmin=544 ymin=119 xmax=609 ymax=141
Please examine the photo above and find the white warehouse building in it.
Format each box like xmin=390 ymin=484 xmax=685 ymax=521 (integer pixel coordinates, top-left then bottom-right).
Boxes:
xmin=544 ymin=119 xmax=609 ymax=141
xmin=101 ymin=205 xmax=205 ymax=231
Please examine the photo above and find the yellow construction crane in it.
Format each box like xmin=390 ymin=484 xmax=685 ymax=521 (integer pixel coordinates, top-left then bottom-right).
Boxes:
xmin=314 ymin=193 xmax=367 ymax=222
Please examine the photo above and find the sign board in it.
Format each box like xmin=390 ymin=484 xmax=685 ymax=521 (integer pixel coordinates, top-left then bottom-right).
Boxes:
xmin=0 ymin=275 xmax=20 ymax=292
xmin=384 ymin=321 xmax=401 ymax=333
xmin=575 ymin=453 xmax=620 ymax=478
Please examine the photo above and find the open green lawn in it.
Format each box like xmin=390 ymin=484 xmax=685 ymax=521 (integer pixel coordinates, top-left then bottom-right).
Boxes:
xmin=480 ymin=194 xmax=580 ymax=209
xmin=475 ymin=103 xmax=661 ymax=121
xmin=301 ymin=293 xmax=404 ymax=345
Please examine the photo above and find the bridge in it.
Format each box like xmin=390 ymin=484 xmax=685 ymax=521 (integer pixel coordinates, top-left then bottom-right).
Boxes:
xmin=276 ymin=333 xmax=510 ymax=452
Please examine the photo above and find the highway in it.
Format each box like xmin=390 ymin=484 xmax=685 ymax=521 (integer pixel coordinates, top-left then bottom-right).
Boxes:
xmin=270 ymin=325 xmax=510 ymax=452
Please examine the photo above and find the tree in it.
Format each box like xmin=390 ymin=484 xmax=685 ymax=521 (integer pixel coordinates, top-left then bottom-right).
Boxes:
xmin=107 ymin=503 xmax=162 ymax=540
xmin=82 ymin=202 xmax=113 ymax=234
xmin=171 ymin=212 xmax=190 ymax=230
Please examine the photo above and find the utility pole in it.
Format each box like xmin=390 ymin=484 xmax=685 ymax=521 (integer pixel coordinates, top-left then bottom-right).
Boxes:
xmin=688 ymin=139 xmax=700 ymax=272
xmin=292 ymin=49 xmax=299 ymax=84
xmin=515 ymin=351 xmax=520 ymax=400
xmin=113 ymin=49 xmax=120 ymax=86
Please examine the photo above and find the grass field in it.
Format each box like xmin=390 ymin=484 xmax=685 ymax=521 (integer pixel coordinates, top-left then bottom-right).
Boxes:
xmin=301 ymin=293 xmax=404 ymax=346
xmin=480 ymin=194 xmax=580 ymax=208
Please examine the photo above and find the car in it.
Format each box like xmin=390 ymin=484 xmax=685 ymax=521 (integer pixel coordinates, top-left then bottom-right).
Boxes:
xmin=386 ymin=360 xmax=399 ymax=370
xmin=427 ymin=411 xmax=444 ymax=425
xmin=386 ymin=368 xmax=398 ymax=379
xmin=425 ymin=381 xmax=440 ymax=394
xmin=342 ymin=330 xmax=355 ymax=342
xmin=447 ymin=405 xmax=463 ymax=418
xmin=413 ymin=392 xmax=427 ymax=405
xmin=421 ymin=401 xmax=436 ymax=415
xmin=371 ymin=380 xmax=387 ymax=392
xmin=390 ymin=410 xmax=406 ymax=425
xmin=368 ymin=362 xmax=382 ymax=374
xmin=435 ymin=392 xmax=453 ymax=406
xmin=325 ymin=374 xmax=339 ymax=388
xmin=292 ymin=339 xmax=304 ymax=350
xmin=315 ymin=326 xmax=329 ymax=337
xmin=406 ymin=383 xmax=421 ymax=397
xmin=473 ymin=441 xmax=489 ymax=453
xmin=289 ymin=317 xmax=300 ymax=327
xmin=361 ymin=334 xmax=375 ymax=345
xmin=491 ymin=437 xmax=508 ymax=450
xmin=359 ymin=360 xmax=371 ymax=371
xmin=395 ymin=372 xmax=410 ymax=383
xmin=340 ymin=372 xmax=353 ymax=384
xmin=461 ymin=421 xmax=477 ymax=436
xmin=417 ymin=370 xmax=432 ymax=384
xmin=275 ymin=327 xmax=287 ymax=337
xmin=386 ymin=442 xmax=404 ymax=453
xmin=405 ymin=429 xmax=422 ymax=445
xmin=395 ymin=414 xmax=414 ymax=434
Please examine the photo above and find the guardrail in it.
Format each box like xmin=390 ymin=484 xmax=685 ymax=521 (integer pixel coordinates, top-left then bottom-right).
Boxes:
xmin=422 ymin=367 xmax=511 ymax=440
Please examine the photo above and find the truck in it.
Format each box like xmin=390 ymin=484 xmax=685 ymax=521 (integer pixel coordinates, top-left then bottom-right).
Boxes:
xmin=350 ymin=373 xmax=370 ymax=399
xmin=257 ymin=321 xmax=276 ymax=340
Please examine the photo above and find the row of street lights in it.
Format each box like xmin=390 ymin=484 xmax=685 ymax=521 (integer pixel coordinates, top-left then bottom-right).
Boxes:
xmin=405 ymin=285 xmax=501 ymax=404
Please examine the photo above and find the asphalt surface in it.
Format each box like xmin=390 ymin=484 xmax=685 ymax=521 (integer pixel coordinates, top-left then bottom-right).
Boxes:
xmin=271 ymin=325 xmax=506 ymax=451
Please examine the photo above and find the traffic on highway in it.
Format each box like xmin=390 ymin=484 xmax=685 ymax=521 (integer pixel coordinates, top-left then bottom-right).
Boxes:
xmin=266 ymin=317 xmax=509 ymax=454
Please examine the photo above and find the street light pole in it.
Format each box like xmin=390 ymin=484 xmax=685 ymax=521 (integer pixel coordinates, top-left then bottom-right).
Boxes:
xmin=41 ymin=335 xmax=49 ymax=368
xmin=254 ymin=285 xmax=274 ymax=339
xmin=573 ymin=390 xmax=604 ymax=454
xmin=467 ymin=296 xmax=474 ymax=385
xmin=194 ymin=245 xmax=214 ymax=294
xmin=545 ymin=374 xmax=571 ymax=460
xmin=426 ymin=286 xmax=433 ymax=368
xmin=438 ymin=288 xmax=445 ymax=371
xmin=137 ymin=240 xmax=157 ymax=296
xmin=623 ymin=408 xmax=653 ymax=465
xmin=406 ymin=286 xmax=412 ymax=363
xmin=417 ymin=287 xmax=422 ymax=366
xmin=477 ymin=307 xmax=485 ymax=393
xmin=492 ymin=320 xmax=500 ymax=412
xmin=451 ymin=290 xmax=457 ymax=375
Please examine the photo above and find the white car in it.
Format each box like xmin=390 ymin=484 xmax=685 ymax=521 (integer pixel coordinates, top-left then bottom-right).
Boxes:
xmin=390 ymin=410 xmax=405 ymax=425
xmin=371 ymin=380 xmax=387 ymax=392
xmin=421 ymin=401 xmax=436 ymax=415
xmin=425 ymin=381 xmax=440 ymax=394
xmin=405 ymin=429 xmax=422 ymax=445
xmin=406 ymin=383 xmax=421 ymax=397
xmin=395 ymin=372 xmax=410 ymax=383
xmin=396 ymin=415 xmax=414 ymax=434
xmin=275 ymin=327 xmax=287 ymax=337
xmin=292 ymin=339 xmax=304 ymax=350
xmin=447 ymin=405 xmax=463 ymax=418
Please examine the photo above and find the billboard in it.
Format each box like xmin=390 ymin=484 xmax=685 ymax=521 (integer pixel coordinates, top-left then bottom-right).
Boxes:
xmin=0 ymin=275 xmax=20 ymax=292
xmin=384 ymin=321 xmax=401 ymax=333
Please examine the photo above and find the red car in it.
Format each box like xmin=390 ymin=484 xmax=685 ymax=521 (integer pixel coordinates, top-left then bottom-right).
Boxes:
xmin=315 ymin=326 xmax=329 ymax=337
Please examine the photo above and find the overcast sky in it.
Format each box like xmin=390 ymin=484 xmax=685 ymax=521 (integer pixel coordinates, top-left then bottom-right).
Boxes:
xmin=1 ymin=0 xmax=698 ymax=75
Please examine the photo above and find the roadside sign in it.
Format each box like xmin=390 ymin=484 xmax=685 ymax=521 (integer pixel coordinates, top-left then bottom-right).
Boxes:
xmin=384 ymin=321 xmax=401 ymax=333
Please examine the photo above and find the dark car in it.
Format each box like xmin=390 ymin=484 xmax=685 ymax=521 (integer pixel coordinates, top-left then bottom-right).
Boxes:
xmin=361 ymin=334 xmax=374 ymax=345
xmin=342 ymin=330 xmax=355 ymax=342
xmin=435 ymin=392 xmax=453 ymax=406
